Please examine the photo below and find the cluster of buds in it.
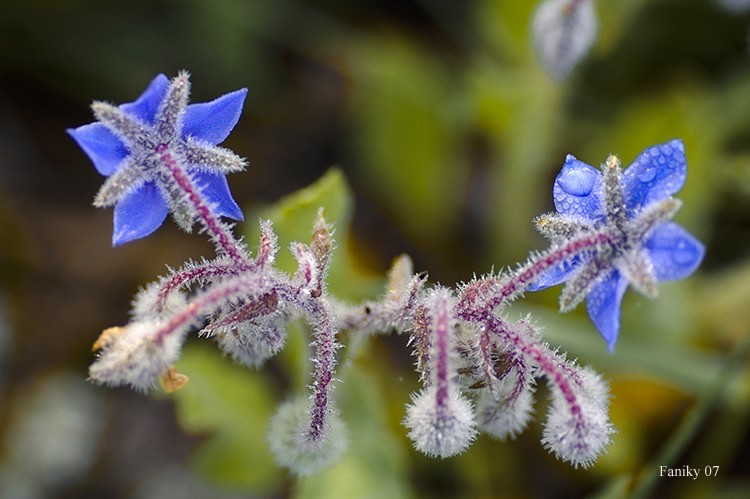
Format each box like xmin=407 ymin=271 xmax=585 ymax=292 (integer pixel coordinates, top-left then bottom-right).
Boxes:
xmin=69 ymin=73 xmax=703 ymax=475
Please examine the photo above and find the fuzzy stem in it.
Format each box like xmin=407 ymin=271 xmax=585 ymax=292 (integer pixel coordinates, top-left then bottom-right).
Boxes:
xmin=430 ymin=293 xmax=453 ymax=413
xmin=485 ymin=229 xmax=617 ymax=310
xmin=155 ymin=261 xmax=238 ymax=312
xmin=307 ymin=301 xmax=338 ymax=442
xmin=152 ymin=273 xmax=270 ymax=346
xmin=482 ymin=314 xmax=584 ymax=426
xmin=155 ymin=143 xmax=248 ymax=264
xmin=207 ymin=292 xmax=278 ymax=331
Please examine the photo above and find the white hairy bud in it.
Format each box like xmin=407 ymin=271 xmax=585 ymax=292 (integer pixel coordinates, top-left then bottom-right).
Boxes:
xmin=267 ymin=397 xmax=347 ymax=476
xmin=532 ymin=0 xmax=598 ymax=80
xmin=477 ymin=369 xmax=536 ymax=440
xmin=88 ymin=320 xmax=186 ymax=392
xmin=542 ymin=366 xmax=614 ymax=468
xmin=403 ymin=386 xmax=477 ymax=459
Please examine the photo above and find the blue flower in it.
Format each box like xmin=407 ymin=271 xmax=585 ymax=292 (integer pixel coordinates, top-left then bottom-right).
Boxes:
xmin=531 ymin=139 xmax=705 ymax=351
xmin=68 ymin=72 xmax=248 ymax=245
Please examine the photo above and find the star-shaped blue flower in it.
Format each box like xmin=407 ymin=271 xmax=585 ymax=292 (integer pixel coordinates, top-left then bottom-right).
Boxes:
xmin=531 ymin=139 xmax=705 ymax=351
xmin=68 ymin=72 xmax=248 ymax=245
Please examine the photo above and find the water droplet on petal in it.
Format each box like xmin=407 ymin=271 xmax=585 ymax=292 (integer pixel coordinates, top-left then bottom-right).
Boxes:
xmin=674 ymin=239 xmax=694 ymax=264
xmin=558 ymin=166 xmax=596 ymax=196
xmin=638 ymin=166 xmax=656 ymax=183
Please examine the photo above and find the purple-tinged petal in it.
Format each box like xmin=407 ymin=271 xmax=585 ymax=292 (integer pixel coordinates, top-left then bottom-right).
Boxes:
xmin=113 ymin=182 xmax=169 ymax=246
xmin=553 ymin=155 xmax=603 ymax=221
xmin=182 ymin=88 xmax=248 ymax=145
xmin=120 ymin=74 xmax=170 ymax=124
xmin=586 ymin=271 xmax=628 ymax=352
xmin=645 ymin=222 xmax=705 ymax=281
xmin=622 ymin=139 xmax=686 ymax=213
xmin=192 ymin=170 xmax=244 ymax=220
xmin=528 ymin=257 xmax=580 ymax=291
xmin=67 ymin=123 xmax=129 ymax=176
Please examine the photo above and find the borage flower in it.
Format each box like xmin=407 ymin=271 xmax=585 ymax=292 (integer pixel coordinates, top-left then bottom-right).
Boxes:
xmin=68 ymin=72 xmax=247 ymax=245
xmin=531 ymin=139 xmax=705 ymax=350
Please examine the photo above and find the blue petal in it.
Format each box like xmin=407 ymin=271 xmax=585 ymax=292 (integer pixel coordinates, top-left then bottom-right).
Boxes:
xmin=552 ymin=155 xmax=603 ymax=221
xmin=120 ymin=74 xmax=170 ymax=124
xmin=192 ymin=170 xmax=244 ymax=220
xmin=622 ymin=139 xmax=686 ymax=214
xmin=112 ymin=182 xmax=169 ymax=246
xmin=586 ymin=271 xmax=628 ymax=352
xmin=645 ymin=222 xmax=705 ymax=281
xmin=67 ymin=123 xmax=129 ymax=176
xmin=182 ymin=88 xmax=248 ymax=145
xmin=528 ymin=257 xmax=580 ymax=291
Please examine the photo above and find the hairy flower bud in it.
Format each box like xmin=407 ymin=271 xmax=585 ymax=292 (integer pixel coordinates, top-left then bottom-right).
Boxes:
xmin=531 ymin=0 xmax=598 ymax=80
xmin=267 ymin=397 xmax=347 ymax=476
xmin=542 ymin=367 xmax=614 ymax=468
xmin=214 ymin=313 xmax=288 ymax=368
xmin=131 ymin=280 xmax=187 ymax=321
xmin=476 ymin=369 xmax=536 ymax=440
xmin=88 ymin=320 xmax=187 ymax=392
xmin=403 ymin=386 xmax=477 ymax=458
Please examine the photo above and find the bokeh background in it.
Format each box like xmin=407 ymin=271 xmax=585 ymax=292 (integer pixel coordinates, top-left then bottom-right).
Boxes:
xmin=1 ymin=0 xmax=749 ymax=498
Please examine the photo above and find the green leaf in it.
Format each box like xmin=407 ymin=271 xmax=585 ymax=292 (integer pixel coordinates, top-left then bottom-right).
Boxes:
xmin=345 ymin=36 xmax=470 ymax=245
xmin=246 ymin=168 xmax=382 ymax=301
xmin=170 ymin=343 xmax=282 ymax=492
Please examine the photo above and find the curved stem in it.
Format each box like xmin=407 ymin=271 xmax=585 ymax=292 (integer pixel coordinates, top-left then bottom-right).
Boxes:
xmin=478 ymin=313 xmax=584 ymax=426
xmin=486 ymin=229 xmax=617 ymax=311
xmin=153 ymin=272 xmax=270 ymax=346
xmin=156 ymin=261 xmax=239 ymax=312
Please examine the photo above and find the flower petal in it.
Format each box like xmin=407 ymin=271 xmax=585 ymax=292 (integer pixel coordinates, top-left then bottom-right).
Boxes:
xmin=192 ymin=170 xmax=244 ymax=220
xmin=528 ymin=257 xmax=579 ymax=291
xmin=645 ymin=222 xmax=705 ymax=281
xmin=622 ymin=139 xmax=686 ymax=213
xmin=113 ymin=182 xmax=169 ymax=246
xmin=67 ymin=123 xmax=129 ymax=176
xmin=586 ymin=271 xmax=628 ymax=352
xmin=182 ymin=88 xmax=248 ymax=145
xmin=120 ymin=74 xmax=170 ymax=124
xmin=553 ymin=155 xmax=603 ymax=221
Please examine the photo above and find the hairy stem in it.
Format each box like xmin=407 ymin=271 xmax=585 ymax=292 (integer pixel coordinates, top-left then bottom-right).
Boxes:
xmin=155 ymin=261 xmax=238 ymax=312
xmin=430 ymin=292 xmax=454 ymax=413
xmin=152 ymin=273 xmax=270 ymax=346
xmin=487 ymin=229 xmax=618 ymax=310
xmin=307 ymin=300 xmax=338 ymax=442
xmin=155 ymin=143 xmax=248 ymax=264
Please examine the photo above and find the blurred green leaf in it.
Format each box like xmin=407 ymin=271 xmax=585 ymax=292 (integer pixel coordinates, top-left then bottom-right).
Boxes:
xmin=520 ymin=303 xmax=731 ymax=396
xmin=246 ymin=168 xmax=382 ymax=301
xmin=345 ymin=36 xmax=470 ymax=245
xmin=473 ymin=0 xmax=537 ymax=61
xmin=468 ymin=58 xmax=564 ymax=261
xmin=171 ymin=343 xmax=282 ymax=492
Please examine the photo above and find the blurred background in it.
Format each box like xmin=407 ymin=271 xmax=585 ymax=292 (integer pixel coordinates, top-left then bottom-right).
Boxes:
xmin=1 ymin=0 xmax=749 ymax=497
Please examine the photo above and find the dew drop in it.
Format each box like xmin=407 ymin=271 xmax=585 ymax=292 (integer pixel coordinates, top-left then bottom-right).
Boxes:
xmin=558 ymin=166 xmax=596 ymax=196
xmin=638 ymin=166 xmax=656 ymax=183
xmin=673 ymin=239 xmax=694 ymax=265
